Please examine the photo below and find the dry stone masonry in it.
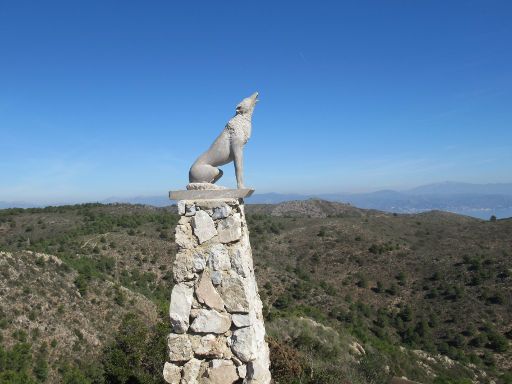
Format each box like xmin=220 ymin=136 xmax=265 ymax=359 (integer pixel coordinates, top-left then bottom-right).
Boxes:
xmin=164 ymin=197 xmax=271 ymax=384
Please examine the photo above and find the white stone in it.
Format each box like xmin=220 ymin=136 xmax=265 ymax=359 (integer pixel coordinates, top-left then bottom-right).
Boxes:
xmin=167 ymin=333 xmax=193 ymax=361
xmin=163 ymin=361 xmax=182 ymax=383
xmin=182 ymin=358 xmax=201 ymax=384
xmin=191 ymin=211 xmax=217 ymax=243
xmin=212 ymin=204 xmax=232 ymax=220
xmin=196 ymin=271 xmax=225 ymax=311
xmin=209 ymin=244 xmax=231 ymax=271
xmin=217 ymin=214 xmax=242 ymax=243
xmin=190 ymin=309 xmax=231 ymax=334
xmin=219 ymin=275 xmax=249 ymax=313
xmin=169 ymin=283 xmax=194 ymax=333
xmin=232 ymin=314 xmax=252 ymax=328
xmin=178 ymin=201 xmax=186 ymax=215
xmin=245 ymin=360 xmax=271 ymax=384
xmin=231 ymin=327 xmax=256 ymax=362
xmin=237 ymin=365 xmax=247 ymax=379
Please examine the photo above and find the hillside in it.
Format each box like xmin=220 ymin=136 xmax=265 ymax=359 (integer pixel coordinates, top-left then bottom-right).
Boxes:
xmin=0 ymin=201 xmax=511 ymax=383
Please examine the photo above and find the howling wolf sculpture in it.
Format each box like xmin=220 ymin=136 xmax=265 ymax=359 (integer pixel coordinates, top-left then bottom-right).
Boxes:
xmin=188 ymin=92 xmax=258 ymax=190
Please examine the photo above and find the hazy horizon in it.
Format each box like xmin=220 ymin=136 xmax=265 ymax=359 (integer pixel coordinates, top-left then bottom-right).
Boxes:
xmin=2 ymin=180 xmax=512 ymax=207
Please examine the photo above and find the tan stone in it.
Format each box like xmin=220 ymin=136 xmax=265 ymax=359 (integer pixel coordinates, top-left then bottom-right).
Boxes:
xmin=191 ymin=334 xmax=232 ymax=359
xmin=167 ymin=333 xmax=193 ymax=362
xmin=176 ymin=224 xmax=198 ymax=249
xmin=163 ymin=362 xmax=182 ymax=383
xmin=196 ymin=271 xmax=225 ymax=311
xmin=182 ymin=358 xmax=201 ymax=384
xmin=204 ymin=359 xmax=238 ymax=384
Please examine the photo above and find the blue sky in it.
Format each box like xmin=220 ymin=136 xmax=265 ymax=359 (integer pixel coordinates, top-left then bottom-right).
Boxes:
xmin=1 ymin=1 xmax=511 ymax=203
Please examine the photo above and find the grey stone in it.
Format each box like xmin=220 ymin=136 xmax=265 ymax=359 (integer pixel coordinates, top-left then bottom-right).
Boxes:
xmin=190 ymin=309 xmax=231 ymax=334
xmin=217 ymin=214 xmax=242 ymax=243
xmin=196 ymin=271 xmax=224 ymax=311
xmin=191 ymin=211 xmax=217 ymax=244
xmin=232 ymin=314 xmax=252 ymax=328
xmin=163 ymin=362 xmax=182 ymax=383
xmin=211 ymin=271 xmax=223 ymax=286
xmin=230 ymin=248 xmax=248 ymax=277
xmin=212 ymin=204 xmax=232 ymax=220
xmin=209 ymin=244 xmax=231 ymax=271
xmin=185 ymin=204 xmax=197 ymax=217
xmin=173 ymin=251 xmax=195 ymax=282
xmin=182 ymin=358 xmax=201 ymax=384
xmin=192 ymin=251 xmax=208 ymax=272
xmin=167 ymin=333 xmax=193 ymax=361
xmin=204 ymin=359 xmax=239 ymax=384
xmin=169 ymin=283 xmax=194 ymax=333
xmin=219 ymin=276 xmax=249 ymax=313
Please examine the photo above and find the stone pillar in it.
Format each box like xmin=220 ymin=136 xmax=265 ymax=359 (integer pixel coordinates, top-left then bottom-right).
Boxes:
xmin=163 ymin=197 xmax=271 ymax=384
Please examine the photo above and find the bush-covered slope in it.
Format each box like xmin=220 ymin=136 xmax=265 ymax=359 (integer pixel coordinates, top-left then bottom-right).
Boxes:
xmin=0 ymin=201 xmax=510 ymax=383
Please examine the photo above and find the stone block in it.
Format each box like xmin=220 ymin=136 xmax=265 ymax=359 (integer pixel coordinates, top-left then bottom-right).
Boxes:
xmin=169 ymin=283 xmax=194 ymax=333
xmin=190 ymin=309 xmax=231 ymax=334
xmin=204 ymin=359 xmax=238 ymax=384
xmin=176 ymin=224 xmax=198 ymax=249
xmin=231 ymin=327 xmax=256 ymax=363
xmin=209 ymin=244 xmax=231 ymax=271
xmin=191 ymin=211 xmax=217 ymax=243
xmin=196 ymin=271 xmax=224 ymax=311
xmin=232 ymin=314 xmax=252 ymax=328
xmin=173 ymin=251 xmax=195 ymax=282
xmin=191 ymin=334 xmax=231 ymax=358
xmin=163 ymin=362 xmax=182 ymax=384
xmin=167 ymin=333 xmax=193 ymax=362
xmin=219 ymin=276 xmax=249 ymax=313
xmin=212 ymin=204 xmax=232 ymax=220
xmin=217 ymin=214 xmax=242 ymax=243
xmin=182 ymin=358 xmax=201 ymax=384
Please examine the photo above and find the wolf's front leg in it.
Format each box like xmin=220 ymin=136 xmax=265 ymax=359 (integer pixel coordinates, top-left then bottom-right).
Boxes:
xmin=232 ymin=140 xmax=244 ymax=189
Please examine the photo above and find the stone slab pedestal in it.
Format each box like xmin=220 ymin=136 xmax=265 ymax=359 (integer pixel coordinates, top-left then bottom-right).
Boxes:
xmin=164 ymin=196 xmax=271 ymax=384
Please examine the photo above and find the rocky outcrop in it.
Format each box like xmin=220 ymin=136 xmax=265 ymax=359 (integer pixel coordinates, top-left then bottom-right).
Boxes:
xmin=164 ymin=198 xmax=270 ymax=384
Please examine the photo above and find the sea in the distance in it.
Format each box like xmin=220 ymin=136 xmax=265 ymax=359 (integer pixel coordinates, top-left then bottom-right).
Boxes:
xmin=448 ymin=207 xmax=512 ymax=220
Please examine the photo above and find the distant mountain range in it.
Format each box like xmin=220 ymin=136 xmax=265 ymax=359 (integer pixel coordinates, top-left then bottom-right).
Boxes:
xmin=2 ymin=182 xmax=512 ymax=219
